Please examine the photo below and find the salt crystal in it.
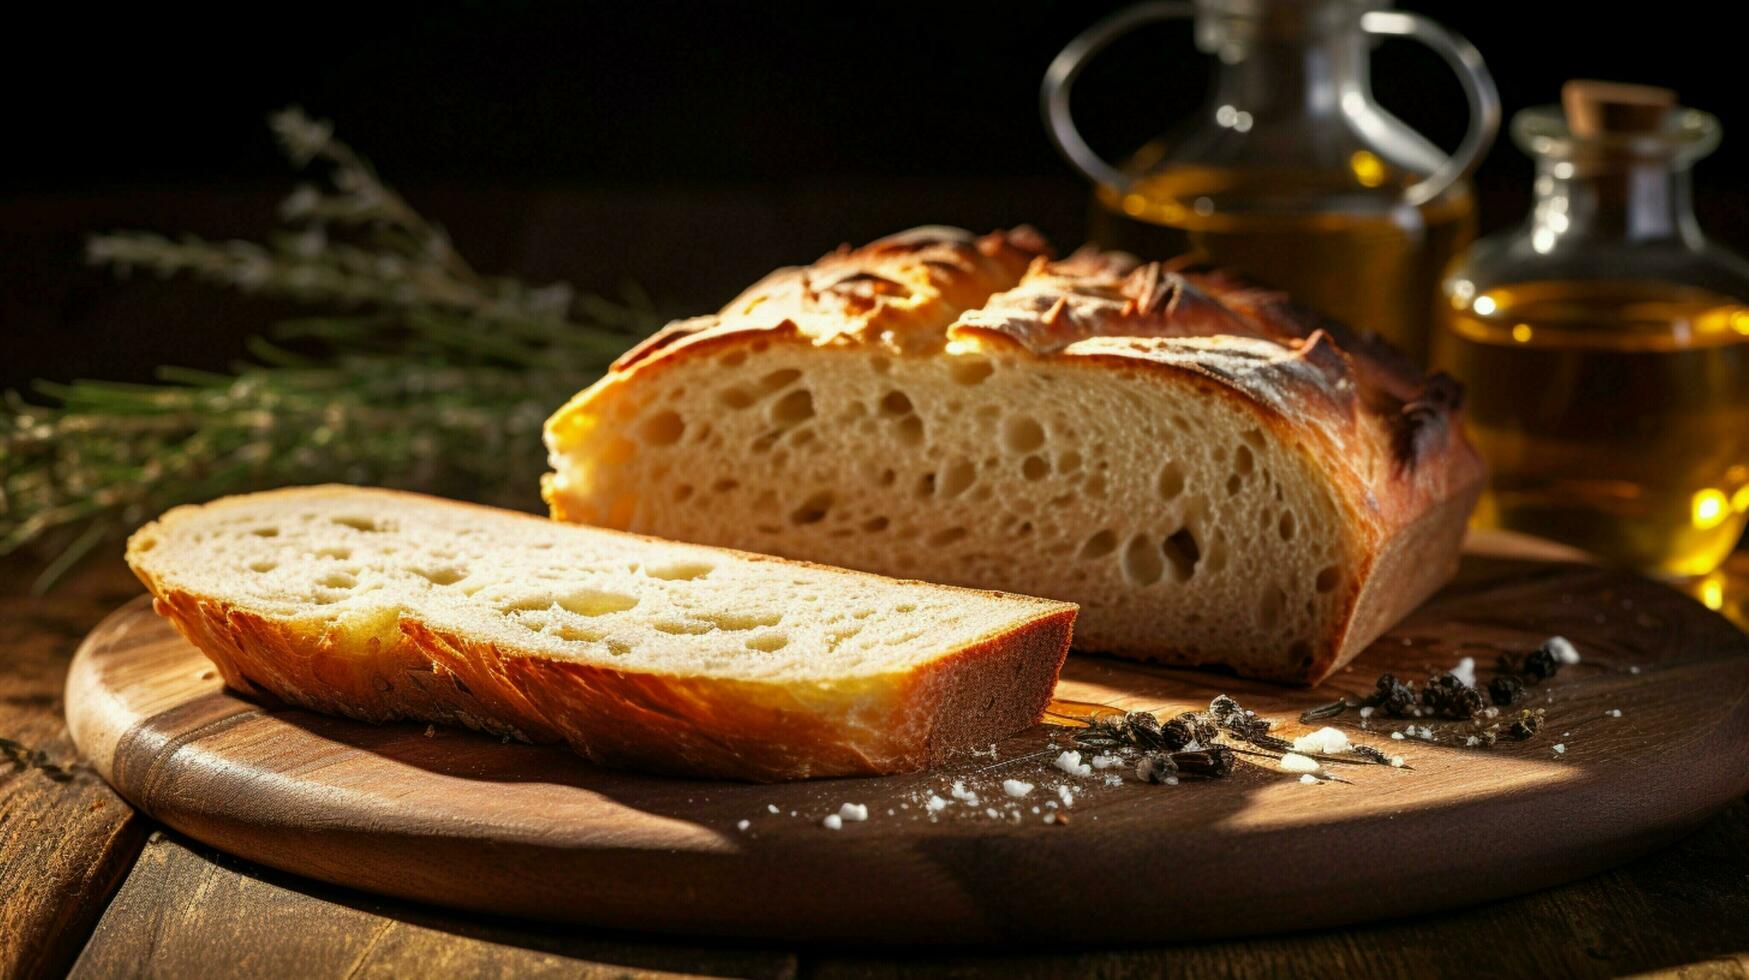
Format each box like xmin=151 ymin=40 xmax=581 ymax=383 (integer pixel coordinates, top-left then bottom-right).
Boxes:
xmin=737 ymin=819 xmax=751 ymax=831
xmin=1104 ymin=774 xmax=1124 ymax=787
xmin=1629 ymin=665 xmax=1642 ymax=675
xmin=767 ymin=804 xmax=779 ymax=814
xmin=822 ymin=814 xmax=843 ymax=830
xmin=1358 ymin=706 xmax=1375 ymax=719
xmin=926 ymin=795 xmax=948 ymax=813
xmin=1278 ymin=752 xmax=1321 ymax=774
xmin=838 ymin=803 xmax=869 ymax=822
xmin=1091 ymin=753 xmax=1123 ymax=769
xmin=951 ymin=781 xmax=979 ymax=805
xmin=1054 ymin=750 xmax=1092 ymax=778
xmin=1390 ymin=731 xmax=1406 ymax=741
xmin=985 ymin=808 xmax=1000 ymax=819
xmin=1451 ymin=656 xmax=1477 ymax=688
xmin=1608 ymin=709 xmax=1622 ymax=718
xmin=1553 ymin=743 xmax=1567 ymax=754
xmin=1390 ymin=756 xmax=1405 ymax=767
xmin=1292 ymin=726 xmax=1350 ymax=755
xmin=1044 ymin=812 xmax=1058 ymax=824
xmin=1299 ymin=774 xmax=1319 ymax=785
xmin=1002 ymin=779 xmax=1034 ymax=798
xmin=1547 ymin=636 xmax=1581 ymax=665
xmin=1058 ymin=785 xmax=1075 ymax=807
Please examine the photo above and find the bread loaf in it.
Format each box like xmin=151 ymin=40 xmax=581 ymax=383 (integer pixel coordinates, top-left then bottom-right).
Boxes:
xmin=126 ymin=486 xmax=1075 ymax=780
xmin=543 ymin=227 xmax=1484 ymax=684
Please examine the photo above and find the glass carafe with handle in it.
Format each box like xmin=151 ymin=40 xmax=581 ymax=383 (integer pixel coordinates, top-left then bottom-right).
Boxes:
xmin=1043 ymin=0 xmax=1498 ymax=363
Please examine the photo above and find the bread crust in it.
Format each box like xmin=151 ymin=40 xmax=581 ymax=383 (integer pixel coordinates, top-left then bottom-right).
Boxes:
xmin=546 ymin=228 xmax=1485 ymax=685
xmin=127 ymin=488 xmax=1075 ymax=782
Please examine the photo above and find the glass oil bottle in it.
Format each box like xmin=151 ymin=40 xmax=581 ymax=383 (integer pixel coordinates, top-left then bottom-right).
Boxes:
xmin=1435 ymin=82 xmax=1749 ymax=575
xmin=1044 ymin=0 xmax=1499 ymax=362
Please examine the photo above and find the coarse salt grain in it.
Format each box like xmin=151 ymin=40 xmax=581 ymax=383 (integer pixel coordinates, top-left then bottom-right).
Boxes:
xmin=1607 ymin=709 xmax=1622 ymax=718
xmin=767 ymin=804 xmax=779 ymax=814
xmin=985 ymin=808 xmax=1000 ymax=819
xmin=1299 ymin=774 xmax=1319 ymax=785
xmin=1451 ymin=656 xmax=1477 ymax=688
xmin=1091 ymin=753 xmax=1123 ymax=769
xmin=1390 ymin=731 xmax=1406 ymax=740
xmin=1054 ymin=750 xmax=1092 ymax=777
xmin=1278 ymin=752 xmax=1321 ymax=774
xmin=926 ymin=795 xmax=948 ymax=813
xmin=1553 ymin=743 xmax=1567 ymax=754
xmin=822 ymin=814 xmax=843 ymax=830
xmin=1104 ymin=774 xmax=1124 ymax=787
xmin=838 ymin=803 xmax=869 ymax=822
xmin=1547 ymin=636 xmax=1581 ymax=665
xmin=737 ymin=819 xmax=750 ymax=831
xmin=1390 ymin=756 xmax=1405 ymax=767
xmin=1292 ymin=726 xmax=1350 ymax=755
xmin=1002 ymin=779 xmax=1034 ymax=798
xmin=1058 ymin=785 xmax=1075 ymax=807
xmin=951 ymin=781 xmax=979 ymax=805
xmin=1358 ymin=706 xmax=1375 ymax=719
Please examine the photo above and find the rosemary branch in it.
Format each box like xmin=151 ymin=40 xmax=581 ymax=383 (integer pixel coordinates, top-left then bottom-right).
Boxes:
xmin=1 ymin=107 xmax=658 ymax=592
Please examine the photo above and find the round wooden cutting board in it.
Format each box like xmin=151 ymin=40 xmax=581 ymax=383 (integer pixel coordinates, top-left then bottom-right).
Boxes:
xmin=65 ymin=535 xmax=1749 ymax=944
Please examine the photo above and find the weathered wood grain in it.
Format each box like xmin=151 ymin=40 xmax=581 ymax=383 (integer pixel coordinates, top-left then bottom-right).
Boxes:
xmin=806 ymin=801 xmax=1749 ymax=978
xmin=0 ymin=560 xmax=148 ymax=979
xmin=61 ymin=536 xmax=1749 ymax=944
xmin=69 ymin=831 xmax=798 ymax=980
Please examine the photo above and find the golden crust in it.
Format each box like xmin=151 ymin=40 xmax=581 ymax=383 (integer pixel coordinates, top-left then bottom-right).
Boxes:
xmin=546 ymin=227 xmax=1485 ymax=685
xmin=127 ymin=489 xmax=1075 ymax=782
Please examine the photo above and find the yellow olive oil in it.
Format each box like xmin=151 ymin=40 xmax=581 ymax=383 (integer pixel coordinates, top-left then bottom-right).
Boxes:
xmin=1091 ymin=158 xmax=1475 ymax=363
xmin=1434 ymin=279 xmax=1749 ymax=574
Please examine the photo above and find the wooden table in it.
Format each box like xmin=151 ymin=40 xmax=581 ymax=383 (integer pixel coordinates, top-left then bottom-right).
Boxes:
xmin=4 ymin=554 xmax=1748 ymax=978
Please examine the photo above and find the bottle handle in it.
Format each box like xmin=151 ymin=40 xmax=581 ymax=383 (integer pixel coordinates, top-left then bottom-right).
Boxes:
xmin=1040 ymin=1 xmax=1195 ymax=193
xmin=1360 ymin=11 xmax=1500 ymax=207
xmin=1041 ymin=5 xmax=1501 ymax=207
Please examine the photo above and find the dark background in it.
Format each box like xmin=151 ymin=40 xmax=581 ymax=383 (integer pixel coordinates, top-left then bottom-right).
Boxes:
xmin=4 ymin=0 xmax=1744 ymax=390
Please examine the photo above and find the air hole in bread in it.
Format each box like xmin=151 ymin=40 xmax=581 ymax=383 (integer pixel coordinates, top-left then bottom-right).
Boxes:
xmin=1085 ymin=474 xmax=1107 ymax=498
xmin=928 ymin=527 xmax=968 ymax=547
xmin=247 ymin=560 xmax=276 ymax=573
xmin=719 ymin=387 xmax=755 ymax=410
xmin=320 ymin=571 xmax=357 ymax=590
xmin=653 ymin=618 xmax=713 ymax=635
xmin=645 ymin=560 xmax=713 ymax=581
xmin=862 ymin=516 xmax=890 ymax=532
xmin=916 ymin=473 xmax=936 ymax=498
xmin=640 ymin=410 xmax=686 ymax=446
xmin=1058 ymin=450 xmax=1082 ymax=473
xmin=950 ymin=359 xmax=994 ymax=385
xmin=315 ymin=546 xmax=351 ymax=560
xmin=712 ymin=478 xmax=740 ymax=494
xmin=939 ymin=459 xmax=977 ymax=498
xmin=790 ymin=490 xmax=833 ymax=525
xmin=758 ymin=368 xmax=802 ymax=393
xmin=558 ymin=590 xmax=639 ymax=617
xmin=1235 ymin=445 xmax=1255 ymax=475
xmin=1259 ymin=585 xmax=1286 ymax=627
xmin=880 ymin=390 xmax=914 ymax=417
xmin=1122 ymin=533 xmax=1165 ymax=586
xmin=1225 ymin=474 xmax=1243 ymax=496
xmin=1278 ymin=511 xmax=1297 ymax=541
xmin=554 ymin=624 xmax=603 ymax=643
xmin=1158 ymin=461 xmax=1185 ymax=500
xmin=877 ymin=468 xmax=897 ymax=487
xmin=1021 ymin=455 xmax=1050 ymax=481
xmin=1315 ymin=566 xmax=1341 ymax=593
xmin=746 ymin=632 xmax=790 ymax=652
xmin=720 ymin=350 xmax=747 ymax=368
xmin=332 ymin=516 xmax=381 ymax=533
xmin=1290 ymin=640 xmax=1314 ymax=667
xmin=896 ymin=416 xmax=925 ymax=446
xmin=415 ymin=566 xmax=465 ymax=587
xmin=250 ymin=527 xmax=280 ymax=538
xmin=1079 ymin=530 xmax=1118 ymax=559
xmin=674 ymin=484 xmax=695 ymax=502
xmin=1002 ymin=416 xmax=1046 ymax=453
xmin=871 ymin=356 xmax=891 ymax=374
xmin=1162 ymin=528 xmax=1201 ymax=581
xmin=895 ymin=603 xmax=916 ymax=613
xmin=770 ymin=388 xmax=815 ymax=425
xmin=705 ymin=611 xmax=783 ymax=631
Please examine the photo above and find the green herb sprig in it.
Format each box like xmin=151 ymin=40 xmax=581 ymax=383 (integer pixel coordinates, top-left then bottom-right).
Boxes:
xmin=1 ymin=108 xmax=657 ymax=592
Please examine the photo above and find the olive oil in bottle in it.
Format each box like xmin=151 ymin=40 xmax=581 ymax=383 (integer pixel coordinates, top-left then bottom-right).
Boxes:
xmin=1092 ymin=162 xmax=1476 ymax=362
xmin=1437 ymin=280 xmax=1749 ymax=574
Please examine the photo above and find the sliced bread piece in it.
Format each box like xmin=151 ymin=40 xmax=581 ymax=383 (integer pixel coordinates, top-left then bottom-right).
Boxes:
xmin=543 ymin=228 xmax=1485 ymax=685
xmin=124 ymin=486 xmax=1075 ymax=780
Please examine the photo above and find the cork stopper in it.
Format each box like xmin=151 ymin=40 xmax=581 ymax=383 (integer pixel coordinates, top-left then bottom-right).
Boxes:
xmin=1562 ymin=80 xmax=1677 ymax=137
